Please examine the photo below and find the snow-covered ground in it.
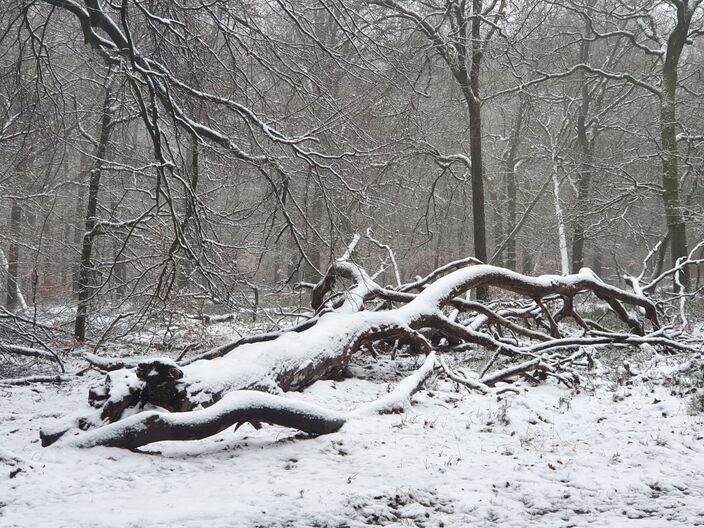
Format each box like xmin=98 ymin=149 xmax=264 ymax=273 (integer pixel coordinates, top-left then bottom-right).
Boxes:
xmin=2 ymin=351 xmax=704 ymax=527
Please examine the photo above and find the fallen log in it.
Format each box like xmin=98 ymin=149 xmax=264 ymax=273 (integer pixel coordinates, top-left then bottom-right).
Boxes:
xmin=42 ymin=260 xmax=670 ymax=449
xmin=57 ymin=353 xmax=436 ymax=449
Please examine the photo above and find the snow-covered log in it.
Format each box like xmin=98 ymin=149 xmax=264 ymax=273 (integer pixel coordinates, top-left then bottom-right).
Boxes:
xmin=59 ymin=353 xmax=437 ymax=449
xmin=43 ymin=260 xmax=670 ymax=449
xmin=64 ymin=391 xmax=348 ymax=449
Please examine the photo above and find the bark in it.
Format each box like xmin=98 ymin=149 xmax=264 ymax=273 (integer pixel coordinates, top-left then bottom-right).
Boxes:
xmin=68 ymin=391 xmax=347 ymax=449
xmin=465 ymin=8 xmax=488 ymax=298
xmin=0 ymin=343 xmax=63 ymax=368
xmin=491 ymin=188 xmax=503 ymax=268
xmin=110 ymin=200 xmax=127 ymax=299
xmin=571 ymin=38 xmax=594 ymax=273
xmin=72 ymin=166 xmax=85 ymax=296
xmin=75 ymin=81 xmax=114 ymax=341
xmin=652 ymin=234 xmax=670 ymax=283
xmin=0 ymin=246 xmax=26 ymax=311
xmin=60 ymin=353 xmax=436 ymax=450
xmin=43 ymin=256 xmax=668 ymax=449
xmin=0 ymin=375 xmax=69 ymax=386
xmin=434 ymin=223 xmax=444 ymax=270
xmin=660 ymin=2 xmax=691 ymax=286
xmin=6 ymin=200 xmax=23 ymax=311
xmin=176 ymin=132 xmax=200 ymax=290
xmin=453 ymin=67 xmax=487 ymax=297
xmin=308 ymin=180 xmax=323 ymax=279
xmin=501 ymin=98 xmax=524 ymax=270
xmin=134 ymin=268 xmax=656 ymax=405
xmin=551 ymin=164 xmax=570 ymax=275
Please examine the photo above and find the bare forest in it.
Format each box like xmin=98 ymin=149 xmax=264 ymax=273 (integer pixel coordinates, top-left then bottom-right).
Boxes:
xmin=1 ymin=1 xmax=704 ymax=527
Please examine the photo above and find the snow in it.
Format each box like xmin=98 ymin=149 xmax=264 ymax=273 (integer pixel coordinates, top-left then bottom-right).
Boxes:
xmin=181 ymin=310 xmax=408 ymax=403
xmin=2 ymin=352 xmax=704 ymax=527
xmin=398 ymin=265 xmax=604 ymax=316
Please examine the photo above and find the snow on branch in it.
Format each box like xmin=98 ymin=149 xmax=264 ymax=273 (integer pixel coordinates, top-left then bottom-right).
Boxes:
xmin=0 ymin=343 xmax=64 ymax=371
xmin=59 ymin=353 xmax=437 ymax=450
xmin=41 ymin=255 xmax=690 ymax=451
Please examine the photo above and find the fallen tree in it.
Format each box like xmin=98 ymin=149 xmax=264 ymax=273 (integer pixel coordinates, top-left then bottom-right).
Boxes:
xmin=41 ymin=246 xmax=700 ymax=450
xmin=58 ymin=352 xmax=437 ymax=449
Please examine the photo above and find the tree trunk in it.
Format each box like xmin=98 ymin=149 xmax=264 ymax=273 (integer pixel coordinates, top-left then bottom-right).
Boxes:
xmin=491 ymin=187 xmax=504 ymax=268
xmin=551 ymin=163 xmax=570 ymax=275
xmin=660 ymin=3 xmax=691 ymax=286
xmin=72 ymin=163 xmax=86 ymax=297
xmin=467 ymin=68 xmax=488 ymax=298
xmin=176 ymin=132 xmax=200 ymax=291
xmin=6 ymin=200 xmax=23 ymax=311
xmin=303 ymin=167 xmax=323 ymax=282
xmin=661 ymin=74 xmax=688 ymax=283
xmin=456 ymin=4 xmax=489 ymax=299
xmin=110 ymin=200 xmax=126 ymax=300
xmin=75 ymin=83 xmax=114 ymax=341
xmin=502 ymin=97 xmax=524 ymax=270
xmin=42 ymin=259 xmax=663 ymax=448
xmin=571 ymin=38 xmax=594 ymax=273
xmin=433 ymin=225 xmax=443 ymax=269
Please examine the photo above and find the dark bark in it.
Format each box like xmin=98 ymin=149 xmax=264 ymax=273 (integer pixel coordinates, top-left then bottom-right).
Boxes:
xmin=502 ymin=98 xmax=524 ymax=270
xmin=450 ymin=1 xmax=489 ymax=298
xmin=69 ymin=393 xmax=347 ymax=449
xmin=176 ymin=132 xmax=200 ymax=290
xmin=301 ymin=167 xmax=324 ymax=282
xmin=571 ymin=38 xmax=594 ymax=273
xmin=75 ymin=82 xmax=114 ymax=341
xmin=110 ymin=200 xmax=127 ymax=299
xmin=61 ymin=351 xmax=438 ymax=450
xmin=6 ymin=200 xmax=22 ymax=311
xmin=491 ymin=188 xmax=503 ymax=268
xmin=72 ymin=163 xmax=86 ymax=296
xmin=44 ymin=258 xmax=668 ymax=449
xmin=660 ymin=2 xmax=691 ymax=286
xmin=467 ymin=35 xmax=488 ymax=298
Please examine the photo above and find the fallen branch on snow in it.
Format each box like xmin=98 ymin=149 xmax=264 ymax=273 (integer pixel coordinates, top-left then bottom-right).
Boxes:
xmin=0 ymin=375 xmax=71 ymax=386
xmin=56 ymin=353 xmax=437 ymax=449
xmin=40 ymin=245 xmax=699 ymax=451
xmin=0 ymin=343 xmax=65 ymax=371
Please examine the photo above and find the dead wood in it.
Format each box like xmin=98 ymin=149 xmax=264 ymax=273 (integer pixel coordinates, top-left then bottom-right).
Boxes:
xmin=42 ymin=256 xmax=686 ymax=451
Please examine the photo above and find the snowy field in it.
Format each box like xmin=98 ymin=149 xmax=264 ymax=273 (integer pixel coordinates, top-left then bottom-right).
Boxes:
xmin=2 ymin=350 xmax=704 ymax=528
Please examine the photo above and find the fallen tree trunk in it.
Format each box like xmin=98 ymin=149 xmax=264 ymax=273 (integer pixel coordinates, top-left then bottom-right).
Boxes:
xmin=65 ymin=391 xmax=349 ymax=449
xmin=43 ymin=258 xmax=676 ymax=450
xmin=57 ymin=353 xmax=436 ymax=449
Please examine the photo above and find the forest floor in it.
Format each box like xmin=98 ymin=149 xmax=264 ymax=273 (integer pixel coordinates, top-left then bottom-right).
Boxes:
xmin=1 ymin=320 xmax=704 ymax=528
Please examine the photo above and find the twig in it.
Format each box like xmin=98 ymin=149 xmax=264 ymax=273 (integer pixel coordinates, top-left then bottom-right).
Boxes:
xmin=366 ymin=228 xmax=402 ymax=287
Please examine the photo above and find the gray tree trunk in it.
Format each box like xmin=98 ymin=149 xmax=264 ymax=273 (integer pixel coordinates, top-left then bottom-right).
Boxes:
xmin=659 ymin=2 xmax=691 ymax=286
xmin=75 ymin=82 xmax=114 ymax=341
